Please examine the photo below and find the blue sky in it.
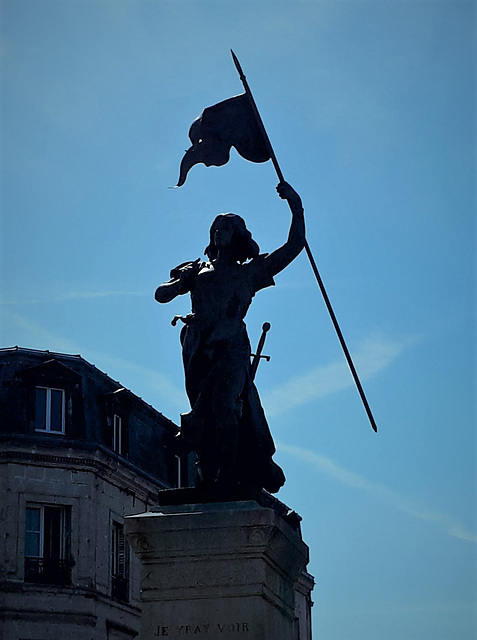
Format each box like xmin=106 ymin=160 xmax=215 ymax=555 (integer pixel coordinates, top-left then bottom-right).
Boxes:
xmin=1 ymin=1 xmax=475 ymax=638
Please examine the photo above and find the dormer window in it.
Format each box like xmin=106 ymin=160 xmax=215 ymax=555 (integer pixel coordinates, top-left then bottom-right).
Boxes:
xmin=35 ymin=387 xmax=65 ymax=434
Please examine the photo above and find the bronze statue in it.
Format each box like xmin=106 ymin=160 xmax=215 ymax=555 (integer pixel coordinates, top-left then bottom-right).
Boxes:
xmin=155 ymin=182 xmax=305 ymax=493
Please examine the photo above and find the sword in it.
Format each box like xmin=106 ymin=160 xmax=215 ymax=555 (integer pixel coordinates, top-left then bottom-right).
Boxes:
xmin=250 ymin=322 xmax=271 ymax=381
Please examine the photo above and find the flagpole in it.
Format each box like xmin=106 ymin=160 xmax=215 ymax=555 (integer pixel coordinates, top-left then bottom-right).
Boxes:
xmin=231 ymin=50 xmax=378 ymax=433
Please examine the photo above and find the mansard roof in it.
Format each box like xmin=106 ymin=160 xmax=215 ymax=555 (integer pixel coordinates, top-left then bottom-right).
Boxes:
xmin=0 ymin=346 xmax=177 ymax=432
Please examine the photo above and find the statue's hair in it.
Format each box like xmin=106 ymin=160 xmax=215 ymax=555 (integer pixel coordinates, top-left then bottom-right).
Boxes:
xmin=205 ymin=213 xmax=259 ymax=264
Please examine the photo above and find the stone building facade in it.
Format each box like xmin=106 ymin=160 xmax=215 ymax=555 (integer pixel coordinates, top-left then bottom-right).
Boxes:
xmin=0 ymin=346 xmax=313 ymax=639
xmin=0 ymin=347 xmax=186 ymax=640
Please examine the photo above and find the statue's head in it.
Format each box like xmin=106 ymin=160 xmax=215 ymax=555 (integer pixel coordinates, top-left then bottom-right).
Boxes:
xmin=205 ymin=213 xmax=259 ymax=264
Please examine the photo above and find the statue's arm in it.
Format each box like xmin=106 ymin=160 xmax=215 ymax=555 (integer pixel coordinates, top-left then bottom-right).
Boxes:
xmin=155 ymin=278 xmax=183 ymax=303
xmin=264 ymin=182 xmax=305 ymax=277
xmin=155 ymin=259 xmax=200 ymax=303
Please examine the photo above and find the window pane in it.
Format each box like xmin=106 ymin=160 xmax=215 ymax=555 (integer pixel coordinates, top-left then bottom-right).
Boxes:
xmin=25 ymin=508 xmax=41 ymax=557
xmin=26 ymin=507 xmax=41 ymax=532
xmin=34 ymin=388 xmax=47 ymax=430
xmin=25 ymin=531 xmax=41 ymax=557
xmin=113 ymin=414 xmax=121 ymax=453
xmin=44 ymin=506 xmax=63 ymax=560
xmin=50 ymin=389 xmax=64 ymax=432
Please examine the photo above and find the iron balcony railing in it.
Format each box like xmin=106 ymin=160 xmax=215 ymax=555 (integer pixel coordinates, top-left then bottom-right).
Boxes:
xmin=112 ymin=574 xmax=129 ymax=602
xmin=24 ymin=557 xmax=71 ymax=586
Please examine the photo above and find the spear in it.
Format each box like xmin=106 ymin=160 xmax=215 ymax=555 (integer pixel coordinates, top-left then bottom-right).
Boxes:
xmin=231 ymin=50 xmax=378 ymax=433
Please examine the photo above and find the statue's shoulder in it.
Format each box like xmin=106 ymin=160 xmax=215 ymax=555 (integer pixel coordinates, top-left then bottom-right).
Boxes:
xmin=243 ymin=253 xmax=275 ymax=292
xmin=243 ymin=253 xmax=270 ymax=270
xmin=169 ymin=258 xmax=205 ymax=280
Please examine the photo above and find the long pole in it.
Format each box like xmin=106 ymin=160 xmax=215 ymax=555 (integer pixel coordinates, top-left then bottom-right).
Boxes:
xmin=231 ymin=50 xmax=378 ymax=433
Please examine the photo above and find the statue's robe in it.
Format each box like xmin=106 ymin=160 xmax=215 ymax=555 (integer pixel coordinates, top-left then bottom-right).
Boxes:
xmin=178 ymin=255 xmax=285 ymax=492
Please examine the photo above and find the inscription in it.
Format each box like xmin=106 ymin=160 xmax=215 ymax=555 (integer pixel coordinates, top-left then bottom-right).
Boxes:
xmin=154 ymin=623 xmax=250 ymax=636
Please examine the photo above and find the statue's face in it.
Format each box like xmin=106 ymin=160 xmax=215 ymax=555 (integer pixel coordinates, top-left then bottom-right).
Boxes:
xmin=213 ymin=215 xmax=237 ymax=249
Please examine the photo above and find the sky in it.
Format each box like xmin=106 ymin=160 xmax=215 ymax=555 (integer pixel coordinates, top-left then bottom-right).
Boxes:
xmin=1 ymin=1 xmax=475 ymax=638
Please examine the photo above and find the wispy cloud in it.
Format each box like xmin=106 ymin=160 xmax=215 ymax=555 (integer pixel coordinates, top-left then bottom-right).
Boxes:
xmin=0 ymin=311 xmax=186 ymax=415
xmin=2 ymin=311 xmax=87 ymax=355
xmin=263 ymin=333 xmax=415 ymax=417
xmin=278 ymin=442 xmax=477 ymax=545
xmin=85 ymin=352 xmax=187 ymax=414
xmin=1 ymin=290 xmax=146 ymax=306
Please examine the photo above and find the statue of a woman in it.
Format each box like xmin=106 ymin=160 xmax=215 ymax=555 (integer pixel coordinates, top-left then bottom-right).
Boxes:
xmin=155 ymin=182 xmax=305 ymax=494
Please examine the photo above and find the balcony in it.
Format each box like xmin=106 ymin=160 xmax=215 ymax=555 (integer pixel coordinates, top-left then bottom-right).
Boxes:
xmin=112 ymin=574 xmax=129 ymax=602
xmin=24 ymin=557 xmax=71 ymax=586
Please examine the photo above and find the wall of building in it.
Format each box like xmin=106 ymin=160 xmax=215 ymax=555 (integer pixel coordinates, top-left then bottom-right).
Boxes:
xmin=0 ymin=442 xmax=165 ymax=639
xmin=0 ymin=348 xmax=185 ymax=487
xmin=0 ymin=348 xmax=313 ymax=639
xmin=0 ymin=347 xmax=185 ymax=640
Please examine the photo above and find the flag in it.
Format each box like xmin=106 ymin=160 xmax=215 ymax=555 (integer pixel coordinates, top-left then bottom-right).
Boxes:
xmin=176 ymin=93 xmax=270 ymax=187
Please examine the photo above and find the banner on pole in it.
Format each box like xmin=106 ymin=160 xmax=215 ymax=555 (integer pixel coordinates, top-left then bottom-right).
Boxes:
xmin=176 ymin=93 xmax=270 ymax=187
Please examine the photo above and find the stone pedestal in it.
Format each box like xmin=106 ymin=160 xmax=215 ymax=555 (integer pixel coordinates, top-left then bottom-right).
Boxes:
xmin=125 ymin=499 xmax=310 ymax=640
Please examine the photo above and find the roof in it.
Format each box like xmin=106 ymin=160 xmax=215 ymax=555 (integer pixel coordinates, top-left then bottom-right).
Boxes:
xmin=0 ymin=346 xmax=178 ymax=431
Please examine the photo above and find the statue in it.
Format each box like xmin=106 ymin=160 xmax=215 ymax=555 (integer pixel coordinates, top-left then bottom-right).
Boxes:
xmin=155 ymin=182 xmax=305 ymax=494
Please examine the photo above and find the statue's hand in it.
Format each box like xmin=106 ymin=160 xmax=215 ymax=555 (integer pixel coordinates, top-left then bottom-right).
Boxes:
xmin=277 ymin=182 xmax=303 ymax=210
xmin=171 ymin=258 xmax=201 ymax=293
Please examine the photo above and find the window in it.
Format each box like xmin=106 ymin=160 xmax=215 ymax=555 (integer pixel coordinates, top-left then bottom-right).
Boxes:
xmin=112 ymin=414 xmax=122 ymax=454
xmin=35 ymin=387 xmax=65 ymax=433
xmin=175 ymin=454 xmax=182 ymax=488
xmin=111 ymin=521 xmax=129 ymax=602
xmin=24 ymin=505 xmax=71 ymax=585
xmin=111 ymin=413 xmax=128 ymax=456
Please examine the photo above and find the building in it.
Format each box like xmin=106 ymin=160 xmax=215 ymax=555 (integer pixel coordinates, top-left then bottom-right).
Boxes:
xmin=0 ymin=346 xmax=187 ymax=640
xmin=0 ymin=346 xmax=313 ymax=640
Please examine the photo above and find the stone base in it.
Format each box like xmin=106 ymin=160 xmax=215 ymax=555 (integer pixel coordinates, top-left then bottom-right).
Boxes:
xmin=125 ymin=499 xmax=311 ymax=640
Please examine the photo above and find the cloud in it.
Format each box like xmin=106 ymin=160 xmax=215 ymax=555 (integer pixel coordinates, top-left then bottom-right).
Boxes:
xmin=0 ymin=311 xmax=186 ymax=416
xmin=86 ymin=352 xmax=186 ymax=415
xmin=1 ymin=290 xmax=146 ymax=306
xmin=278 ymin=442 xmax=477 ymax=545
xmin=263 ymin=333 xmax=415 ymax=417
xmin=447 ymin=523 xmax=477 ymax=545
xmin=2 ymin=311 xmax=86 ymax=355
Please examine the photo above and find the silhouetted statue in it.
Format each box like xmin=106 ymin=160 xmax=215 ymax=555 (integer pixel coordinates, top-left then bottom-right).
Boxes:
xmin=155 ymin=182 xmax=305 ymax=494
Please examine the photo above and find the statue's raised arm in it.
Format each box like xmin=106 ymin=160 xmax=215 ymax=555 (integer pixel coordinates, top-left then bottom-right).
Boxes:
xmin=264 ymin=182 xmax=305 ymax=277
